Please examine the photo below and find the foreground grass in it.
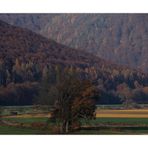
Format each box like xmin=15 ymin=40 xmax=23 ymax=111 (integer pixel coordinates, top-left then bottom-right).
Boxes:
xmin=73 ymin=127 xmax=148 ymax=135
xmin=4 ymin=117 xmax=148 ymax=125
xmin=81 ymin=118 xmax=148 ymax=126
xmin=78 ymin=118 xmax=148 ymax=134
xmin=0 ymin=125 xmax=47 ymax=134
xmin=1 ymin=117 xmax=148 ymax=134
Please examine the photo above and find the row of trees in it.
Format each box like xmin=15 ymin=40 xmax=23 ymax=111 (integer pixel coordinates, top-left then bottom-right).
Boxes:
xmin=0 ymin=57 xmax=148 ymax=106
xmin=0 ymin=58 xmax=147 ymax=87
xmin=0 ymin=58 xmax=41 ymax=86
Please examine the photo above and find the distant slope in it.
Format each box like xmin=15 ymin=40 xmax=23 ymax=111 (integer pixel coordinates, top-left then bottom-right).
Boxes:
xmin=0 ymin=14 xmax=57 ymax=33
xmin=41 ymin=14 xmax=148 ymax=73
xmin=0 ymin=14 xmax=148 ymax=72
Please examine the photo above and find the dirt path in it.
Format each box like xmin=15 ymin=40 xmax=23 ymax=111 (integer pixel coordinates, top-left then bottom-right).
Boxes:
xmin=1 ymin=120 xmax=20 ymax=126
xmin=2 ymin=113 xmax=51 ymax=118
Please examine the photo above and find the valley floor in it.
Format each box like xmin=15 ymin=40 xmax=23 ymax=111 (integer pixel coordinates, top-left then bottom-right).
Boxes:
xmin=1 ymin=106 xmax=148 ymax=134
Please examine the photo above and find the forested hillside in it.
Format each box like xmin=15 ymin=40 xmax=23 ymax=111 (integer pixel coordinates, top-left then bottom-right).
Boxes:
xmin=0 ymin=20 xmax=147 ymax=105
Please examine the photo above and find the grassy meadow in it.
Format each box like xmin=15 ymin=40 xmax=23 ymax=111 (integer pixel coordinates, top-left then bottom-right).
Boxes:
xmin=1 ymin=105 xmax=148 ymax=134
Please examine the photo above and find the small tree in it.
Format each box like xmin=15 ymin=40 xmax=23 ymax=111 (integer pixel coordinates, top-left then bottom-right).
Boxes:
xmin=117 ymin=83 xmax=136 ymax=108
xmin=37 ymin=67 xmax=96 ymax=133
xmin=49 ymin=75 xmax=96 ymax=133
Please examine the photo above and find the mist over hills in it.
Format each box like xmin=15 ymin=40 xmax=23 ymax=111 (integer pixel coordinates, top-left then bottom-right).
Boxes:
xmin=0 ymin=14 xmax=148 ymax=72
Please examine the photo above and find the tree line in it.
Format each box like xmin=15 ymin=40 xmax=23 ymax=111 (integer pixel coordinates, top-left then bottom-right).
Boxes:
xmin=0 ymin=57 xmax=148 ymax=106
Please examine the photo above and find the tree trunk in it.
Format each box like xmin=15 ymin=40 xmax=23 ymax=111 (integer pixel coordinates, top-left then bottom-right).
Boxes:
xmin=65 ymin=121 xmax=69 ymax=133
xmin=61 ymin=120 xmax=66 ymax=133
xmin=61 ymin=120 xmax=70 ymax=134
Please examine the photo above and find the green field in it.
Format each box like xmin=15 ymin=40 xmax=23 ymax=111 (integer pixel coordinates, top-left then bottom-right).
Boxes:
xmin=73 ymin=127 xmax=148 ymax=135
xmin=81 ymin=118 xmax=148 ymax=125
xmin=3 ymin=117 xmax=148 ymax=125
xmin=0 ymin=125 xmax=48 ymax=134
xmin=1 ymin=105 xmax=148 ymax=134
xmin=1 ymin=117 xmax=148 ymax=134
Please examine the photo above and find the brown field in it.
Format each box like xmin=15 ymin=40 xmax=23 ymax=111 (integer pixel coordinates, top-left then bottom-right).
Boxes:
xmin=3 ymin=109 xmax=148 ymax=119
xmin=96 ymin=109 xmax=148 ymax=118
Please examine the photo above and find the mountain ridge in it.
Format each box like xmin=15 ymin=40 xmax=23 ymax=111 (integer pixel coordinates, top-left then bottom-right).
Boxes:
xmin=0 ymin=14 xmax=147 ymax=72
